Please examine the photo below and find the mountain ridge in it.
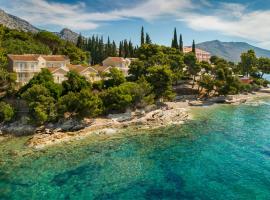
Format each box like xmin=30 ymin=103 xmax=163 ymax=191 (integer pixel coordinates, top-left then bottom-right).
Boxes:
xmin=0 ymin=9 xmax=39 ymax=33
xmin=197 ymin=40 xmax=270 ymax=62
xmin=0 ymin=9 xmax=79 ymax=43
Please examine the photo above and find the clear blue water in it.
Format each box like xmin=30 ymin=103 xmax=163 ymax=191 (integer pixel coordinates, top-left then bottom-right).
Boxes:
xmin=1 ymin=100 xmax=270 ymax=200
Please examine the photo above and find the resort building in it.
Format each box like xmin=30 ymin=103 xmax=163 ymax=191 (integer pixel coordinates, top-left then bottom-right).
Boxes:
xmin=183 ymin=47 xmax=211 ymax=62
xmin=7 ymin=54 xmax=70 ymax=85
xmin=67 ymin=64 xmax=101 ymax=82
xmin=102 ymin=57 xmax=132 ymax=76
xmin=8 ymin=55 xmax=134 ymax=86
xmin=47 ymin=67 xmax=69 ymax=84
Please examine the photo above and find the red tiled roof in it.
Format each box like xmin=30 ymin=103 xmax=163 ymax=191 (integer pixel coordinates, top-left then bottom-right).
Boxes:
xmin=104 ymin=57 xmax=125 ymax=62
xmin=47 ymin=67 xmax=61 ymax=73
xmin=47 ymin=67 xmax=68 ymax=74
xmin=8 ymin=54 xmax=70 ymax=62
xmin=67 ymin=64 xmax=87 ymax=73
xmin=92 ymin=65 xmax=111 ymax=73
xmin=42 ymin=55 xmax=69 ymax=61
xmin=7 ymin=54 xmax=39 ymax=61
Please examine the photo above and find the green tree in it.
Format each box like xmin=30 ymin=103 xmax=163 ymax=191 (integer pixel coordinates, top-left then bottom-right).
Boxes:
xmin=22 ymin=85 xmax=56 ymax=124
xmin=19 ymin=68 xmax=62 ymax=99
xmin=184 ymin=52 xmax=200 ymax=88
xmin=0 ymin=101 xmax=15 ymax=122
xmin=145 ymin=33 xmax=152 ymax=44
xmin=104 ymin=67 xmax=126 ymax=87
xmin=141 ymin=26 xmax=145 ymax=46
xmin=76 ymin=33 xmax=83 ymax=49
xmin=58 ymin=89 xmax=103 ymax=118
xmin=147 ymin=65 xmax=174 ymax=100
xmin=101 ymin=83 xmax=135 ymax=113
xmin=240 ymin=49 xmax=257 ymax=76
xmin=62 ymin=71 xmax=91 ymax=95
xmin=35 ymin=31 xmax=63 ymax=54
xmin=171 ymin=28 xmax=178 ymax=49
xmin=192 ymin=40 xmax=196 ymax=53
xmin=257 ymin=57 xmax=270 ymax=78
xmin=179 ymin=34 xmax=183 ymax=52
xmin=128 ymin=60 xmax=147 ymax=81
xmin=0 ymin=68 xmax=16 ymax=98
xmin=200 ymin=61 xmax=212 ymax=73
xmin=198 ymin=74 xmax=215 ymax=96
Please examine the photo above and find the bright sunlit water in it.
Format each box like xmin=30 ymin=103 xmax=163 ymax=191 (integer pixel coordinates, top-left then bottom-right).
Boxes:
xmin=0 ymin=99 xmax=270 ymax=200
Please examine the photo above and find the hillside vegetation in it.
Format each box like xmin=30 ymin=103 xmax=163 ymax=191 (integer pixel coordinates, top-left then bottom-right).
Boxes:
xmin=0 ymin=25 xmax=89 ymax=68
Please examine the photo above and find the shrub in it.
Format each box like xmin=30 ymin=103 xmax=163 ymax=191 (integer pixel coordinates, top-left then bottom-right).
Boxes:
xmin=0 ymin=102 xmax=15 ymax=122
xmin=57 ymin=89 xmax=103 ymax=118
xmin=21 ymin=84 xmax=56 ymax=125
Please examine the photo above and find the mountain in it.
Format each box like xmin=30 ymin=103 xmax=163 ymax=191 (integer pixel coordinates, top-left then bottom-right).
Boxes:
xmin=197 ymin=40 xmax=270 ymax=62
xmin=0 ymin=9 xmax=39 ymax=33
xmin=0 ymin=9 xmax=80 ymax=43
xmin=54 ymin=28 xmax=80 ymax=44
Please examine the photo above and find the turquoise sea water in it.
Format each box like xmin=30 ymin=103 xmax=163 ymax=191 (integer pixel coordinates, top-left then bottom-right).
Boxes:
xmin=1 ymin=99 xmax=270 ymax=200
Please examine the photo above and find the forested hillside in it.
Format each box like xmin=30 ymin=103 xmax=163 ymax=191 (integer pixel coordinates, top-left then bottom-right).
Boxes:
xmin=0 ymin=25 xmax=89 ymax=69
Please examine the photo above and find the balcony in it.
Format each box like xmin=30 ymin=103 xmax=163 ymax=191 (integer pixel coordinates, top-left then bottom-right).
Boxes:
xmin=14 ymin=68 xmax=41 ymax=73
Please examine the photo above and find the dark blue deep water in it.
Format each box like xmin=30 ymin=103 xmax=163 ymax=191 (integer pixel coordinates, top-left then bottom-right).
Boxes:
xmin=1 ymin=100 xmax=270 ymax=200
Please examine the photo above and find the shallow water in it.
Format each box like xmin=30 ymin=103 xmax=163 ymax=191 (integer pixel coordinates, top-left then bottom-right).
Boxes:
xmin=1 ymin=99 xmax=270 ymax=200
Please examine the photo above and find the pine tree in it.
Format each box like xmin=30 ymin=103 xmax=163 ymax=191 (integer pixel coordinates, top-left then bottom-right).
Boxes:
xmin=141 ymin=26 xmax=145 ymax=46
xmin=192 ymin=40 xmax=196 ymax=53
xmin=171 ymin=28 xmax=178 ymax=49
xmin=77 ymin=33 xmax=83 ymax=49
xmin=123 ymin=40 xmax=129 ymax=58
xmin=128 ymin=40 xmax=134 ymax=57
xmin=112 ymin=41 xmax=117 ymax=57
xmin=179 ymin=34 xmax=183 ymax=52
xmin=145 ymin=33 xmax=152 ymax=44
xmin=119 ymin=41 xmax=123 ymax=57
xmin=105 ymin=37 xmax=111 ymax=57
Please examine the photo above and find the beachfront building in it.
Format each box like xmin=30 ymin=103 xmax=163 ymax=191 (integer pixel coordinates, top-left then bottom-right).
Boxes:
xmin=102 ymin=57 xmax=132 ymax=76
xmin=67 ymin=64 xmax=101 ymax=82
xmin=47 ymin=67 xmax=69 ymax=84
xmin=183 ymin=47 xmax=211 ymax=62
xmin=7 ymin=54 xmax=70 ymax=85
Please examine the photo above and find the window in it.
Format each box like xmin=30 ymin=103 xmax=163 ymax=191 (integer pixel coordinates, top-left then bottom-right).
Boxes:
xmin=19 ymin=63 xmax=23 ymax=71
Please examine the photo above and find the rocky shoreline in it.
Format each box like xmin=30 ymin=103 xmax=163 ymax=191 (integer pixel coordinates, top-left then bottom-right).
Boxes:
xmin=1 ymin=88 xmax=270 ymax=149
xmin=27 ymin=107 xmax=189 ymax=149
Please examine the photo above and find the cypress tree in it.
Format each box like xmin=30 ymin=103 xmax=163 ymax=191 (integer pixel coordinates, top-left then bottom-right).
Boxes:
xmin=112 ymin=41 xmax=117 ymax=57
xmin=171 ymin=28 xmax=178 ymax=49
xmin=145 ymin=33 xmax=152 ymax=44
xmin=77 ymin=33 xmax=83 ymax=49
xmin=119 ymin=41 xmax=123 ymax=57
xmin=192 ymin=40 xmax=196 ymax=53
xmin=128 ymin=40 xmax=134 ymax=57
xmin=141 ymin=26 xmax=145 ymax=46
xmin=179 ymin=34 xmax=183 ymax=52
xmin=124 ymin=40 xmax=129 ymax=58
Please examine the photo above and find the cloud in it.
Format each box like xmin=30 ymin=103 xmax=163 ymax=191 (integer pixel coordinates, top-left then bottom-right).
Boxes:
xmin=0 ymin=0 xmax=193 ymax=30
xmin=179 ymin=3 xmax=270 ymax=47
xmin=2 ymin=0 xmax=270 ymax=48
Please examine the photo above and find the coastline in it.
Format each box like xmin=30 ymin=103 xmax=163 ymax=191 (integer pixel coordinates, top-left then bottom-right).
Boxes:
xmin=2 ymin=88 xmax=270 ymax=150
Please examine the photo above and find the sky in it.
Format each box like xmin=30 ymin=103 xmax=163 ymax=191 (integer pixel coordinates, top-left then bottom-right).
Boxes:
xmin=1 ymin=0 xmax=270 ymax=49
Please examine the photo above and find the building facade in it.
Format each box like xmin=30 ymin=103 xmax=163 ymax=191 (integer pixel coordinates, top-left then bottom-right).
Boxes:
xmin=102 ymin=57 xmax=132 ymax=76
xmin=8 ymin=54 xmax=70 ymax=85
xmin=183 ymin=47 xmax=211 ymax=62
xmin=8 ymin=55 xmax=135 ymax=86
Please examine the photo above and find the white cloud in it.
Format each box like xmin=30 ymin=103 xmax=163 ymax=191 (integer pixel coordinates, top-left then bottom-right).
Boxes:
xmin=180 ymin=3 xmax=270 ymax=48
xmin=2 ymin=0 xmax=270 ymax=48
xmin=0 ymin=0 xmax=193 ymax=30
